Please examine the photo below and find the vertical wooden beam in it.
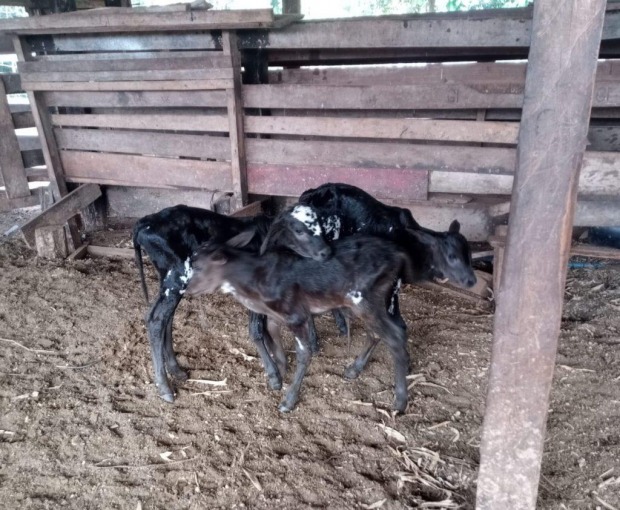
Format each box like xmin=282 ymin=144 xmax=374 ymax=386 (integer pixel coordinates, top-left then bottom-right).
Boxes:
xmin=222 ymin=30 xmax=248 ymax=209
xmin=13 ymin=35 xmax=81 ymax=250
xmin=0 ymin=78 xmax=30 ymax=199
xmin=476 ymin=1 xmax=607 ymax=509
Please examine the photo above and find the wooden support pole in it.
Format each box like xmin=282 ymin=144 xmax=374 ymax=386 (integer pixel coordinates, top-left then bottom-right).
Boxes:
xmin=222 ymin=31 xmax=248 ymax=210
xmin=12 ymin=35 xmax=82 ymax=251
xmin=476 ymin=1 xmax=607 ymax=509
xmin=35 ymin=225 xmax=68 ymax=259
xmin=0 ymin=79 xmax=30 ymax=199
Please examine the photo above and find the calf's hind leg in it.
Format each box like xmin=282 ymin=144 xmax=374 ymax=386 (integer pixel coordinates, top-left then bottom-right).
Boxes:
xmin=278 ymin=321 xmax=313 ymax=413
xmin=163 ymin=292 xmax=188 ymax=381
xmin=248 ymin=312 xmax=283 ymax=390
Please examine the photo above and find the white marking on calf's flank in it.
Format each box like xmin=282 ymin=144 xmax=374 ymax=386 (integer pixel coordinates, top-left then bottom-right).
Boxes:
xmin=165 ymin=289 xmax=170 ymax=297
xmin=179 ymin=257 xmax=193 ymax=284
xmin=291 ymin=205 xmax=322 ymax=237
xmin=322 ymin=215 xmax=341 ymax=240
xmin=347 ymin=291 xmax=363 ymax=305
xmin=220 ymin=281 xmax=236 ymax=294
xmin=295 ymin=337 xmax=305 ymax=352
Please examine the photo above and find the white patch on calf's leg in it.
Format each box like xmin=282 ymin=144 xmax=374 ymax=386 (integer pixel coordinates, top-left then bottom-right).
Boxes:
xmin=291 ymin=205 xmax=322 ymax=237
xmin=346 ymin=291 xmax=363 ymax=305
xmin=295 ymin=337 xmax=305 ymax=352
xmin=220 ymin=281 xmax=236 ymax=294
xmin=179 ymin=257 xmax=193 ymax=284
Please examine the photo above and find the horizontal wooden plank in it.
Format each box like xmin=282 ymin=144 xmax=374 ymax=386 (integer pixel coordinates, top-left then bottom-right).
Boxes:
xmin=243 ymin=83 xmax=524 ymax=110
xmin=489 ymin=236 xmax=620 ymax=260
xmin=61 ymin=151 xmax=233 ymax=191
xmin=269 ymin=63 xmax=529 ymax=87
xmin=20 ymin=68 xmax=234 ymax=83
xmin=0 ymin=193 xmax=40 ymax=212
xmin=51 ymin=113 xmax=519 ymax=144
xmin=430 ymin=151 xmax=620 ymax=196
xmin=19 ymin=54 xmax=231 ymax=73
xmin=1 ymin=73 xmax=22 ymax=94
xmin=106 ymin=186 xmax=218 ymax=218
xmin=51 ymin=113 xmax=229 ymax=132
xmin=22 ymin=79 xmax=232 ymax=92
xmin=245 ymin=115 xmax=519 ymax=144
xmin=245 ymin=138 xmax=516 ymax=174
xmin=55 ymin=128 xmax=230 ymax=160
xmin=87 ymin=245 xmax=135 ymax=259
xmin=0 ymin=8 xmax=275 ymax=34
xmin=20 ymin=184 xmax=101 ymax=247
xmin=247 ymin=165 xmax=428 ymax=201
xmin=43 ymin=90 xmax=227 ymax=108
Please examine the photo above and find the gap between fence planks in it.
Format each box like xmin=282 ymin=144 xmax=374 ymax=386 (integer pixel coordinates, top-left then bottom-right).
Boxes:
xmin=20 ymin=184 xmax=102 ymax=248
xmin=488 ymin=235 xmax=620 ymax=261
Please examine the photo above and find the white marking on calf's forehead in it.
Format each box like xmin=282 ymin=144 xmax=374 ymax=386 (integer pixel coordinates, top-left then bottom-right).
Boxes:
xmin=346 ymin=290 xmax=363 ymax=305
xmin=291 ymin=205 xmax=322 ymax=237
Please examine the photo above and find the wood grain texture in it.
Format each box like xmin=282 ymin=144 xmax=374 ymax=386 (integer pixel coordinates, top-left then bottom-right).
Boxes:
xmin=476 ymin=1 xmax=607 ymax=508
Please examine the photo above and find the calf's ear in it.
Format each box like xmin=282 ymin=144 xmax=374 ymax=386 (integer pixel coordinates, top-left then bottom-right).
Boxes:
xmin=227 ymin=228 xmax=256 ymax=248
xmin=448 ymin=220 xmax=461 ymax=234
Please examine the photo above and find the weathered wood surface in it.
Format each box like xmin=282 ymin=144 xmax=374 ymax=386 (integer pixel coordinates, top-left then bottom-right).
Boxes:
xmin=0 ymin=73 xmax=22 ymax=95
xmin=476 ymin=1 xmax=607 ymax=509
xmin=0 ymin=78 xmax=30 ymax=198
xmin=429 ymin=151 xmax=620 ymax=196
xmin=50 ymin=113 xmax=520 ymax=144
xmin=35 ymin=225 xmax=68 ymax=259
xmin=61 ymin=151 xmax=233 ymax=191
xmin=223 ymin=30 xmax=248 ymax=208
xmin=21 ymin=68 xmax=234 ymax=83
xmin=106 ymin=186 xmax=219 ymax=219
xmin=243 ymin=83 xmax=525 ymax=110
xmin=247 ymin=165 xmax=428 ymax=202
xmin=20 ymin=183 xmax=102 ymax=247
xmin=0 ymin=192 xmax=39 ymax=212
xmin=489 ymin=235 xmax=620 ymax=261
xmin=22 ymin=79 xmax=232 ymax=92
xmin=44 ymin=90 xmax=226 ymax=108
xmin=13 ymin=37 xmax=69 ymax=202
xmin=246 ymin=138 xmax=514 ymax=174
xmin=19 ymin=54 xmax=232 ymax=73
xmin=0 ymin=8 xmax=275 ymax=34
xmin=55 ymin=128 xmax=230 ymax=160
xmin=86 ymin=245 xmax=134 ymax=259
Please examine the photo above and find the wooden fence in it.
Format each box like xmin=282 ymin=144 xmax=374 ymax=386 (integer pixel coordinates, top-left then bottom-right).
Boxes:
xmin=0 ymin=6 xmax=619 ymax=240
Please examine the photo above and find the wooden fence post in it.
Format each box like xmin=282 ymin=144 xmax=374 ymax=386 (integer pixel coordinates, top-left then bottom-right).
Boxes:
xmin=476 ymin=1 xmax=607 ymax=509
xmin=0 ymin=78 xmax=30 ymax=199
xmin=222 ymin=30 xmax=248 ymax=210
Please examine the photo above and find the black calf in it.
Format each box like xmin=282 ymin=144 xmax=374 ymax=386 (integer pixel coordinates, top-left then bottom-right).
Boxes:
xmin=133 ymin=205 xmax=272 ymax=402
xmin=186 ymin=232 xmax=414 ymax=413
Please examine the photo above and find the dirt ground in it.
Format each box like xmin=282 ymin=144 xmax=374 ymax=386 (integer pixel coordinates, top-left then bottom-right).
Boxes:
xmin=0 ymin=211 xmax=619 ymax=510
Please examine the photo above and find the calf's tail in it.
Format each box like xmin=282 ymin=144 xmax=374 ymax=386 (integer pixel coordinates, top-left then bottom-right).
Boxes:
xmin=133 ymin=232 xmax=150 ymax=304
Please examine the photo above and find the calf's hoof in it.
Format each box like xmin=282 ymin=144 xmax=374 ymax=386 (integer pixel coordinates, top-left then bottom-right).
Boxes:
xmin=344 ymin=364 xmax=361 ymax=380
xmin=159 ymin=391 xmax=175 ymax=403
xmin=278 ymin=400 xmax=296 ymax=413
xmin=393 ymin=396 xmax=408 ymax=414
xmin=267 ymin=375 xmax=283 ymax=391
